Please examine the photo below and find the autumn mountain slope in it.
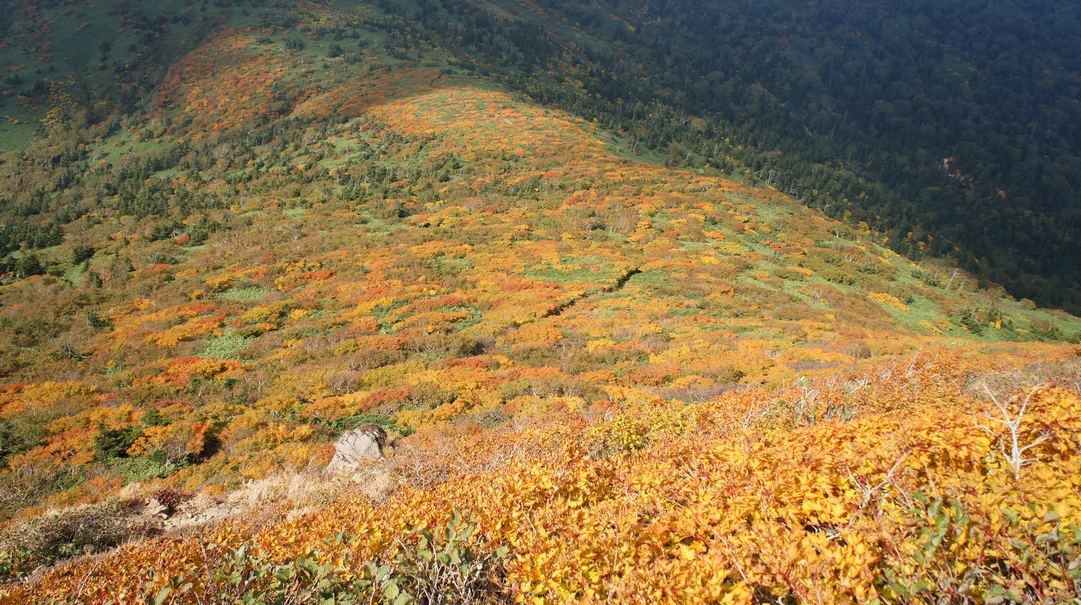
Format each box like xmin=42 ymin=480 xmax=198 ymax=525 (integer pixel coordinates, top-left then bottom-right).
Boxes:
xmin=1 ymin=2 xmax=1081 ymax=603
xmin=372 ymin=0 xmax=1081 ymax=313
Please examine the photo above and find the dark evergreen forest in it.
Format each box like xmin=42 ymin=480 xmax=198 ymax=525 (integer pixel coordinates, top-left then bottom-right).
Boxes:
xmin=377 ymin=0 xmax=1081 ymax=312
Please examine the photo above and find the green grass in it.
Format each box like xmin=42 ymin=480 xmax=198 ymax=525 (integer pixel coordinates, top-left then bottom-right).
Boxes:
xmin=628 ymin=270 xmax=670 ymax=288
xmin=109 ymin=456 xmax=185 ymax=484
xmin=525 ymin=266 xmax=616 ymax=284
xmin=0 ymin=114 xmax=36 ymax=154
xmin=62 ymin=262 xmax=87 ymax=286
xmin=216 ymin=287 xmax=272 ymax=303
xmin=200 ymin=330 xmax=251 ymax=359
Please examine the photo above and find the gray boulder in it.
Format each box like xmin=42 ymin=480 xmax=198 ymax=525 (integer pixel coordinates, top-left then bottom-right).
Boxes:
xmin=326 ymin=424 xmax=388 ymax=474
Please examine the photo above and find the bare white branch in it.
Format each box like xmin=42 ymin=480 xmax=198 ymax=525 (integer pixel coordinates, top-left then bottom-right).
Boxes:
xmin=975 ymin=383 xmax=1052 ymax=480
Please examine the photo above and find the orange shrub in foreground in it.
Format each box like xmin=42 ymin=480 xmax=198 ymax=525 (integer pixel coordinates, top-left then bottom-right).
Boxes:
xmin=7 ymin=373 xmax=1080 ymax=604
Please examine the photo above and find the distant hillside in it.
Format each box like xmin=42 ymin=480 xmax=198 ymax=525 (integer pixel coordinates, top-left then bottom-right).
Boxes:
xmin=3 ymin=1 xmax=1079 ymax=311
xmin=1 ymin=2 xmax=1080 ymax=603
xmin=372 ymin=0 xmax=1081 ymax=313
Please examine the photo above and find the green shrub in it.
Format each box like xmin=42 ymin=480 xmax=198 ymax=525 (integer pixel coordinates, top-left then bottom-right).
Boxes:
xmin=184 ymin=513 xmax=509 ymax=604
xmin=878 ymin=494 xmax=1081 ymax=603
xmin=0 ymin=418 xmax=45 ymax=466
xmin=201 ymin=331 xmax=252 ymax=359
xmin=94 ymin=425 xmax=143 ymax=460
xmin=71 ymin=243 xmax=95 ymax=265
xmin=958 ymin=309 xmax=984 ymax=335
xmin=0 ymin=461 xmax=82 ymax=520
xmin=0 ymin=499 xmax=154 ymax=581
xmin=390 ymin=511 xmax=509 ymax=604
xmin=1031 ymin=320 xmax=1065 ymax=342
xmin=110 ymin=456 xmax=184 ymax=484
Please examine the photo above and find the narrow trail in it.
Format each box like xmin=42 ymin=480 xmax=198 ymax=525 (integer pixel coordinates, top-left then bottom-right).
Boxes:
xmin=542 ymin=266 xmax=642 ymax=319
xmin=497 ymin=266 xmax=641 ymax=338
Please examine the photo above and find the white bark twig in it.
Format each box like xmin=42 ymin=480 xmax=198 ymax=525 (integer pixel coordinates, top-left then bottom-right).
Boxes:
xmin=975 ymin=384 xmax=1051 ymax=480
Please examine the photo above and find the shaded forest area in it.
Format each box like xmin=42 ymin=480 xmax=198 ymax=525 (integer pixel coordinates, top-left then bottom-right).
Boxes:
xmin=375 ymin=0 xmax=1081 ymax=312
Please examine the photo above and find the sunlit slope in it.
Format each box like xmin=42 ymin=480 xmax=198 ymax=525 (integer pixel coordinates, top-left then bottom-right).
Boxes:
xmin=2 ymin=22 xmax=1080 ymax=513
xmin=1 ymin=20 xmax=1081 ymax=604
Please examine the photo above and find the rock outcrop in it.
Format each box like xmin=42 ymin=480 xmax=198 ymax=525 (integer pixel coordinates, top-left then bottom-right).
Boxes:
xmin=326 ymin=424 xmax=388 ymax=474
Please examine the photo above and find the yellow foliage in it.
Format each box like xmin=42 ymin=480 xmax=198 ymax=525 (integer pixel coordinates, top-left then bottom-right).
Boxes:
xmin=868 ymin=291 xmax=909 ymax=312
xmin=127 ymin=422 xmax=211 ymax=459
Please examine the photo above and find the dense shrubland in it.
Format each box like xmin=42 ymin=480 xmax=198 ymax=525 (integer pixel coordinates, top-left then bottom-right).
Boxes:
xmin=0 ymin=3 xmax=1079 ymax=602
xmin=5 ymin=352 xmax=1081 ymax=602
